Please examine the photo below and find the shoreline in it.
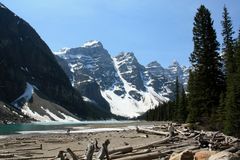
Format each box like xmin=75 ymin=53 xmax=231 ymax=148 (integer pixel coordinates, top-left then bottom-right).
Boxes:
xmin=0 ymin=121 xmax=239 ymax=160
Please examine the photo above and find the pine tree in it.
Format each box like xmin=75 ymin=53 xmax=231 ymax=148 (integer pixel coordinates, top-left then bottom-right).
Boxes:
xmin=221 ymin=5 xmax=236 ymax=75
xmin=178 ymin=86 xmax=187 ymax=123
xmin=221 ymin=6 xmax=240 ymax=136
xmin=216 ymin=92 xmax=225 ymax=130
xmin=236 ymin=30 xmax=240 ymax=137
xmin=174 ymin=76 xmax=180 ymax=121
xmin=187 ymin=5 xmax=224 ymax=124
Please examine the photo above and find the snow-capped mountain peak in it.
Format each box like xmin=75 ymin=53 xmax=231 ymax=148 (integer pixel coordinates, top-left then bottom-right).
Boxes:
xmin=55 ymin=42 xmax=189 ymax=118
xmin=146 ymin=61 xmax=163 ymax=69
xmin=53 ymin=47 xmax=70 ymax=55
xmin=81 ymin=40 xmax=103 ymax=48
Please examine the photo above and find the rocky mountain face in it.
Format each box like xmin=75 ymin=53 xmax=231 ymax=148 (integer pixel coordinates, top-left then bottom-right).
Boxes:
xmin=0 ymin=3 xmax=113 ymax=123
xmin=56 ymin=40 xmax=189 ymax=118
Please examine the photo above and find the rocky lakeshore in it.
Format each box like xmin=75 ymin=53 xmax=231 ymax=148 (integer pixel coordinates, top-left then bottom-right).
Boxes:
xmin=0 ymin=121 xmax=239 ymax=160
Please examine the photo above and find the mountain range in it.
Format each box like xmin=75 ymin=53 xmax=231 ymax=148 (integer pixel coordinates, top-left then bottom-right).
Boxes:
xmin=55 ymin=40 xmax=189 ymax=118
xmin=0 ymin=3 xmax=189 ymax=122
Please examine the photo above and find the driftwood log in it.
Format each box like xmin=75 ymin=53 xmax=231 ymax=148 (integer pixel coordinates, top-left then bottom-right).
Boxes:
xmin=136 ymin=127 xmax=169 ymax=136
xmin=109 ymin=146 xmax=133 ymax=155
xmin=110 ymin=149 xmax=150 ymax=159
xmin=66 ymin=148 xmax=79 ymax=160
xmin=96 ymin=139 xmax=110 ymax=160
xmin=86 ymin=141 xmax=95 ymax=160
xmin=0 ymin=153 xmax=14 ymax=158
xmin=135 ymin=136 xmax=171 ymax=150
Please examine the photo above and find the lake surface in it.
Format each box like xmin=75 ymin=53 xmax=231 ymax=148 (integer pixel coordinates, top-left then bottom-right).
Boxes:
xmin=0 ymin=120 xmax=137 ymax=135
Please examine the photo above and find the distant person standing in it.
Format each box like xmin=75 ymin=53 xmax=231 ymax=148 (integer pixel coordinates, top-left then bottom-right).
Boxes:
xmin=67 ymin=128 xmax=71 ymax=135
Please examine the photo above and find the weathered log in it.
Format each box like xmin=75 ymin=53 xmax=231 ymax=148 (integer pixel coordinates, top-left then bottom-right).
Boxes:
xmin=16 ymin=144 xmax=42 ymax=151
xmin=109 ymin=146 xmax=133 ymax=155
xmin=134 ymin=136 xmax=171 ymax=150
xmin=66 ymin=148 xmax=79 ymax=160
xmin=136 ymin=127 xmax=169 ymax=136
xmin=175 ymin=129 xmax=190 ymax=136
xmin=113 ymin=151 xmax=162 ymax=160
xmin=223 ymin=146 xmax=240 ymax=153
xmin=57 ymin=150 xmax=65 ymax=160
xmin=96 ymin=139 xmax=110 ymax=160
xmin=48 ymin=147 xmax=61 ymax=151
xmin=110 ymin=149 xmax=150 ymax=159
xmin=0 ymin=153 xmax=14 ymax=158
xmin=4 ymin=156 xmax=56 ymax=160
xmin=85 ymin=141 xmax=95 ymax=160
xmin=21 ymin=140 xmax=37 ymax=144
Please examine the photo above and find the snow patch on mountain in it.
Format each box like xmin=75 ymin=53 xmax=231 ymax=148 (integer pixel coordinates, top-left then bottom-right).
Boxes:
xmin=21 ymin=103 xmax=51 ymax=122
xmin=81 ymin=40 xmax=102 ymax=48
xmin=101 ymin=87 xmax=168 ymax=118
xmin=53 ymin=47 xmax=70 ymax=55
xmin=11 ymin=83 xmax=34 ymax=108
xmin=21 ymin=103 xmax=79 ymax=122
xmin=55 ymin=40 xmax=189 ymax=118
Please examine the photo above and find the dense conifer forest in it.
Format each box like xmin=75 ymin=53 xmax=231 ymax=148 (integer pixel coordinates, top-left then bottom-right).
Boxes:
xmin=143 ymin=5 xmax=240 ymax=138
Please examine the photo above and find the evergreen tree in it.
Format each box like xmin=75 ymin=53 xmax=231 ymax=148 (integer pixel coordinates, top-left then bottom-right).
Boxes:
xmin=236 ymin=30 xmax=240 ymax=136
xmin=222 ymin=7 xmax=240 ymax=137
xmin=187 ymin=5 xmax=224 ymax=123
xmin=174 ymin=76 xmax=180 ymax=121
xmin=221 ymin=5 xmax=236 ymax=75
xmin=216 ymin=92 xmax=226 ymax=130
xmin=178 ymin=86 xmax=187 ymax=123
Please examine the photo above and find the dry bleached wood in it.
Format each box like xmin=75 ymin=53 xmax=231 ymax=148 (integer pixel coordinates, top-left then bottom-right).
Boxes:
xmin=85 ymin=141 xmax=95 ymax=160
xmin=109 ymin=146 xmax=133 ymax=155
xmin=16 ymin=144 xmax=42 ymax=151
xmin=3 ymin=156 xmax=56 ymax=160
xmin=66 ymin=148 xmax=79 ymax=160
xmin=136 ymin=127 xmax=169 ymax=136
xmin=97 ymin=139 xmax=110 ymax=160
xmin=110 ymin=149 xmax=150 ymax=159
xmin=0 ymin=153 xmax=14 ymax=158
xmin=134 ymin=136 xmax=171 ymax=150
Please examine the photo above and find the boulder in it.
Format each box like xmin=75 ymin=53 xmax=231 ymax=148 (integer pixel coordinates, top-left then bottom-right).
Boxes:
xmin=170 ymin=150 xmax=194 ymax=160
xmin=194 ymin=150 xmax=216 ymax=160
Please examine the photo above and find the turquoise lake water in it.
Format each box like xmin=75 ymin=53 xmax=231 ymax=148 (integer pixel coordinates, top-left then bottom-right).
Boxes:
xmin=0 ymin=121 xmax=135 ymax=135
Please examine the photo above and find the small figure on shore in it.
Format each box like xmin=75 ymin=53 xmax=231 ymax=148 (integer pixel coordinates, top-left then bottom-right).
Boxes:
xmin=66 ymin=128 xmax=71 ymax=135
xmin=97 ymin=139 xmax=110 ymax=160
xmin=168 ymin=123 xmax=175 ymax=137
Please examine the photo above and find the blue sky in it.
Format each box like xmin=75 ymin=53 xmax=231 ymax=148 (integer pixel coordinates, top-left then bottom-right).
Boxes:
xmin=1 ymin=0 xmax=239 ymax=67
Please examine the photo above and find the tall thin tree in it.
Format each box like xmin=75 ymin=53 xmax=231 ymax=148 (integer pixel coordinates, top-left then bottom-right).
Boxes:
xmin=188 ymin=5 xmax=224 ymax=123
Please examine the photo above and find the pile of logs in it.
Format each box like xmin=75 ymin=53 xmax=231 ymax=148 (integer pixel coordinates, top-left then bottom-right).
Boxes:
xmin=1 ymin=123 xmax=240 ymax=160
xmin=76 ymin=123 xmax=240 ymax=160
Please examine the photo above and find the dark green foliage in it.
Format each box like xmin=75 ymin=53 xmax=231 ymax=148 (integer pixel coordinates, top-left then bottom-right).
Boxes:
xmin=174 ymin=76 xmax=180 ymax=121
xmin=223 ymin=29 xmax=240 ymax=137
xmin=221 ymin=6 xmax=236 ymax=75
xmin=187 ymin=5 xmax=224 ymax=124
xmin=216 ymin=92 xmax=226 ymax=130
xmin=178 ymin=86 xmax=188 ymax=123
xmin=221 ymin=6 xmax=240 ymax=137
xmin=143 ymin=77 xmax=187 ymax=122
